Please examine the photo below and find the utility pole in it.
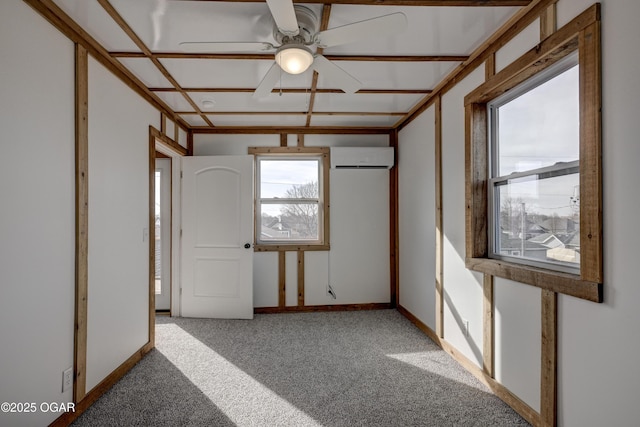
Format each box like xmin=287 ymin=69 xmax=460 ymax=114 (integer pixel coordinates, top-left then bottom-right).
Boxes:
xmin=521 ymin=202 xmax=526 ymax=256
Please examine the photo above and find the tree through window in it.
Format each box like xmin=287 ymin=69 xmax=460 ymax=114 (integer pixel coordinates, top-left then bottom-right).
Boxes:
xmin=250 ymin=147 xmax=330 ymax=251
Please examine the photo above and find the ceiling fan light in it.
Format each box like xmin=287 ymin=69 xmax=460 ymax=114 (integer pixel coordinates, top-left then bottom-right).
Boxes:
xmin=275 ymin=45 xmax=313 ymax=75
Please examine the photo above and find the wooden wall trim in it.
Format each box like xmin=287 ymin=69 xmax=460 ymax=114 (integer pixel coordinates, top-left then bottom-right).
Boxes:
xmin=255 ymin=303 xmax=392 ymax=314
xmin=50 ymin=342 xmax=153 ymax=427
xmin=397 ymin=305 xmax=541 ymax=426
xmin=148 ymin=132 xmax=156 ymax=348
xmin=482 ymin=274 xmax=494 ymax=377
xmin=434 ymin=95 xmax=444 ymax=339
xmin=150 ymin=126 xmax=188 ymax=157
xmin=187 ymin=130 xmax=194 ymax=156
xmin=297 ymin=251 xmax=305 ymax=306
xmin=389 ymin=130 xmax=399 ymax=307
xmin=578 ymin=19 xmax=603 ymax=283
xmin=540 ymin=1 xmax=557 ymax=40
xmin=540 ymin=289 xmax=558 ymax=427
xmin=74 ymin=43 xmax=89 ymax=403
xmin=278 ymin=252 xmax=286 ymax=308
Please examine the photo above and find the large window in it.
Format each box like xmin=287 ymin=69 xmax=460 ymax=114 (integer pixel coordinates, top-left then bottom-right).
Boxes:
xmin=488 ymin=56 xmax=580 ymax=274
xmin=464 ymin=5 xmax=602 ymax=302
xmin=249 ymin=147 xmax=330 ymax=251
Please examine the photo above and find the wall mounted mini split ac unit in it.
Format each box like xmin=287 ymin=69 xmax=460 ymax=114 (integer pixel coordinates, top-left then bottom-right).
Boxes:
xmin=330 ymin=147 xmax=394 ymax=169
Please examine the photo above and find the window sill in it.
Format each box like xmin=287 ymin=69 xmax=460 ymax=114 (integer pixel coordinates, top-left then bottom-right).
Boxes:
xmin=254 ymin=244 xmax=330 ymax=252
xmin=466 ymin=257 xmax=602 ymax=303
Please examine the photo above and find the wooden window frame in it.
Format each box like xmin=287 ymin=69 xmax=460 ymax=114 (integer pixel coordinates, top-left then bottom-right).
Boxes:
xmin=249 ymin=146 xmax=330 ymax=252
xmin=464 ymin=4 xmax=602 ymax=302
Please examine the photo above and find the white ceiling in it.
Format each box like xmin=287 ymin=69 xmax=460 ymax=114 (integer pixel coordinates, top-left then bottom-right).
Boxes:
xmin=51 ymin=0 xmax=524 ymax=130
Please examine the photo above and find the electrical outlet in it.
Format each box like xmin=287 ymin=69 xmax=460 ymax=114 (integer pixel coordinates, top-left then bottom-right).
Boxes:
xmin=462 ymin=318 xmax=470 ymax=337
xmin=62 ymin=367 xmax=73 ymax=392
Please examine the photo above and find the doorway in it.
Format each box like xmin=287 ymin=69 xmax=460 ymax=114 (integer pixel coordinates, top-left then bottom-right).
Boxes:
xmin=155 ymin=156 xmax=171 ymax=312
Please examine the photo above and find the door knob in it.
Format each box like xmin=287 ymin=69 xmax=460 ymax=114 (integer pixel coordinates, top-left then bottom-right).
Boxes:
xmin=244 ymin=243 xmax=251 ymax=249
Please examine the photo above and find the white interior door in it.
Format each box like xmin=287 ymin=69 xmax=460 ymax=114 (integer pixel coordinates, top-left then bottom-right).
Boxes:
xmin=181 ymin=155 xmax=254 ymax=319
xmin=155 ymin=158 xmax=171 ymax=311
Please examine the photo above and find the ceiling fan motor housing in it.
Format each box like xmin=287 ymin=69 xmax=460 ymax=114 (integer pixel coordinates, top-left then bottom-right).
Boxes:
xmin=273 ymin=5 xmax=318 ymax=46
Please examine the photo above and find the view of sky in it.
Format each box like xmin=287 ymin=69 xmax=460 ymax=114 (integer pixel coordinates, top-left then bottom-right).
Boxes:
xmin=496 ymin=63 xmax=579 ymax=176
xmin=259 ymin=159 xmax=319 ymax=216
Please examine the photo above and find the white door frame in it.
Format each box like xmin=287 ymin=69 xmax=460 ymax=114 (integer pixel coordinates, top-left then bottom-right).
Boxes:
xmin=155 ymin=158 xmax=172 ymax=311
xmin=154 ymin=137 xmax=184 ymax=317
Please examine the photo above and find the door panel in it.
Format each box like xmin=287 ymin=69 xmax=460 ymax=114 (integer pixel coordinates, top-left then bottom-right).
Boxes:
xmin=181 ymin=156 xmax=254 ymax=319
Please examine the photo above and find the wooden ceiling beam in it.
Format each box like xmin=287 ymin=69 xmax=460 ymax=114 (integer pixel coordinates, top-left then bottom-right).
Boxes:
xmin=111 ymin=52 xmax=468 ymax=62
xmin=149 ymin=88 xmax=432 ymax=94
xmin=191 ymin=126 xmax=392 ymax=135
xmin=306 ymin=4 xmax=333 ymax=126
xmin=170 ymin=0 xmax=531 ymax=7
xmin=178 ymin=111 xmax=407 ymax=116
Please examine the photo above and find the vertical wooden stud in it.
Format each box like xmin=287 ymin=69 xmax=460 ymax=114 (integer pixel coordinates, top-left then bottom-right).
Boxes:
xmin=485 ymin=53 xmax=496 ymax=81
xmin=278 ymin=251 xmax=286 ymax=308
xmin=74 ymin=43 xmax=89 ymax=402
xmin=148 ymin=131 xmax=156 ymax=348
xmin=160 ymin=113 xmax=167 ymax=135
xmin=297 ymin=134 xmax=305 ymax=147
xmin=482 ymin=274 xmax=494 ymax=377
xmin=280 ymin=133 xmax=288 ymax=147
xmin=579 ymin=20 xmax=603 ymax=284
xmin=297 ymin=251 xmax=305 ymax=306
xmin=541 ymin=289 xmax=558 ymax=427
xmin=482 ymin=53 xmax=496 ymax=379
xmin=434 ymin=95 xmax=444 ymax=338
xmin=187 ymin=130 xmax=194 ymax=156
xmin=389 ymin=130 xmax=399 ymax=307
xmin=540 ymin=2 xmax=557 ymax=40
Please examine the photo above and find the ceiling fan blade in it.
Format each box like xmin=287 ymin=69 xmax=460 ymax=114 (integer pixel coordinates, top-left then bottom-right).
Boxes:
xmin=266 ymin=0 xmax=299 ymax=36
xmin=314 ymin=12 xmax=408 ymax=48
xmin=253 ymin=62 xmax=282 ymax=99
xmin=312 ymin=55 xmax=361 ymax=94
xmin=179 ymin=42 xmax=275 ymax=53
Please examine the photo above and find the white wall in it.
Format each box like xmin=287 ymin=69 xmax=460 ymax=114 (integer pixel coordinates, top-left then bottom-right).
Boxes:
xmin=441 ymin=66 xmax=485 ymax=367
xmin=398 ymin=107 xmax=436 ymax=329
xmin=0 ymin=2 xmax=75 ymax=426
xmin=398 ymin=1 xmax=640 ymax=425
xmin=195 ymin=134 xmax=391 ymax=307
xmin=556 ymin=0 xmax=640 ymax=425
xmin=325 ymin=169 xmax=390 ymax=305
xmin=490 ymin=9 xmax=544 ymax=411
xmin=86 ymin=57 xmax=158 ymax=390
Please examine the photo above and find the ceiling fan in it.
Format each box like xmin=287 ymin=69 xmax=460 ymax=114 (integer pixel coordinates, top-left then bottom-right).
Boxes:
xmin=178 ymin=0 xmax=408 ymax=98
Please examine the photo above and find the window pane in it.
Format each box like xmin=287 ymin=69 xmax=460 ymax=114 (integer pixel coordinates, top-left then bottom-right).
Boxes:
xmin=260 ymin=159 xmax=319 ymax=199
xmin=494 ymin=172 xmax=580 ymax=269
xmin=259 ymin=203 xmax=319 ymax=241
xmin=496 ymin=64 xmax=579 ymax=176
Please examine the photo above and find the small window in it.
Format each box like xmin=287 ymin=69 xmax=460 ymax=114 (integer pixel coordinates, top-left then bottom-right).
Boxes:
xmin=488 ymin=56 xmax=580 ymax=274
xmin=249 ymin=147 xmax=330 ymax=251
